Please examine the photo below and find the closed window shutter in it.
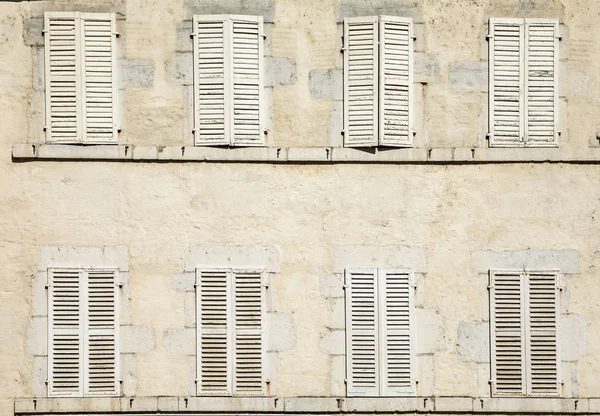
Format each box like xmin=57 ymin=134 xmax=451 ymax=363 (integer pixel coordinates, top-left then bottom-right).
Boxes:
xmin=81 ymin=13 xmax=117 ymax=144
xmin=344 ymin=17 xmax=379 ymax=147
xmin=379 ymin=17 xmax=413 ymax=147
xmin=525 ymin=20 xmax=559 ymax=146
xmin=48 ymin=269 xmax=84 ymax=397
xmin=196 ymin=269 xmax=231 ymax=395
xmin=231 ymin=16 xmax=263 ymax=146
xmin=490 ymin=270 xmax=526 ymax=396
xmin=233 ymin=270 xmax=264 ymax=395
xmin=345 ymin=268 xmax=379 ymax=396
xmin=85 ymin=269 xmax=119 ymax=396
xmin=45 ymin=13 xmax=81 ymax=144
xmin=527 ymin=272 xmax=559 ymax=396
xmin=194 ymin=16 xmax=229 ymax=146
xmin=489 ymin=19 xmax=524 ymax=147
xmin=379 ymin=269 xmax=414 ymax=396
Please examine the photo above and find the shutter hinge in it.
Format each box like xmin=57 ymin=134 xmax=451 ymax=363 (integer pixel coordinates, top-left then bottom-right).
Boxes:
xmin=556 ymin=35 xmax=562 ymax=41
xmin=485 ymin=132 xmax=490 ymax=140
xmin=486 ymin=35 xmax=492 ymax=40
xmin=119 ymin=378 xmax=123 ymax=383
xmin=190 ymin=33 xmax=195 ymax=39
xmin=45 ymin=284 xmax=49 ymax=289
xmin=42 ymin=30 xmax=46 ymax=36
xmin=341 ymin=130 xmax=345 ymax=136
xmin=193 ymin=283 xmax=198 ymax=288
xmin=113 ymin=32 xmax=120 ymax=38
xmin=344 ymin=378 xmax=348 ymax=384
xmin=192 ymin=128 xmax=196 ymax=134
xmin=487 ymin=284 xmax=494 ymax=290
xmin=343 ymin=284 xmax=348 ymax=289
xmin=261 ymin=33 xmax=267 ymax=40
xmin=118 ymin=282 xmax=123 ymax=288
xmin=340 ymin=47 xmax=346 ymax=53
xmin=411 ymin=35 xmax=416 ymax=40
xmin=412 ymin=129 xmax=416 ymax=136
xmin=45 ymin=379 xmax=48 ymax=384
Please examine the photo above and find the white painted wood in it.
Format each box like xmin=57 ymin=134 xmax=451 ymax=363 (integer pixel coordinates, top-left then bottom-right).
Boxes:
xmin=524 ymin=19 xmax=559 ymax=147
xmin=378 ymin=17 xmax=413 ymax=147
xmin=345 ymin=268 xmax=379 ymax=396
xmin=489 ymin=18 xmax=525 ymax=147
xmin=193 ymin=15 xmax=230 ymax=146
xmin=378 ymin=268 xmax=415 ymax=396
xmin=343 ymin=17 xmax=379 ymax=147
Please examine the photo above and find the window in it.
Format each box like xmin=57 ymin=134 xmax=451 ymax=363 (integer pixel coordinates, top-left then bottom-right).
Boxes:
xmin=488 ymin=18 xmax=559 ymax=147
xmin=193 ymin=15 xmax=264 ymax=147
xmin=47 ymin=268 xmax=119 ymax=397
xmin=44 ymin=12 xmax=117 ymax=144
xmin=343 ymin=16 xmax=414 ymax=148
xmin=345 ymin=268 xmax=415 ymax=397
xmin=489 ymin=270 xmax=560 ymax=396
xmin=196 ymin=268 xmax=265 ymax=395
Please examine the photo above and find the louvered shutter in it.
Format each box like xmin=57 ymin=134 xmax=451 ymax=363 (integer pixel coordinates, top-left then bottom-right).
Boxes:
xmin=379 ymin=269 xmax=414 ymax=395
xmin=196 ymin=269 xmax=231 ymax=395
xmin=231 ymin=16 xmax=263 ymax=146
xmin=489 ymin=19 xmax=524 ymax=147
xmin=345 ymin=268 xmax=379 ymax=396
xmin=379 ymin=16 xmax=413 ymax=147
xmin=45 ymin=13 xmax=81 ymax=143
xmin=525 ymin=20 xmax=558 ymax=146
xmin=194 ymin=16 xmax=229 ymax=146
xmin=490 ymin=270 xmax=526 ymax=396
xmin=48 ymin=269 xmax=84 ymax=397
xmin=526 ymin=271 xmax=560 ymax=396
xmin=233 ymin=270 xmax=264 ymax=395
xmin=344 ymin=17 xmax=379 ymax=147
xmin=85 ymin=269 xmax=118 ymax=396
xmin=81 ymin=14 xmax=117 ymax=144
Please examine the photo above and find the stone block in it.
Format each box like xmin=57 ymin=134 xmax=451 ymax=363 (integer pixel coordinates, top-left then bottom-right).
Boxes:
xmin=457 ymin=322 xmax=489 ymax=363
xmin=185 ymin=246 xmax=280 ymax=272
xmin=328 ymin=100 xmax=344 ymax=147
xmin=414 ymin=53 xmax=440 ymax=84
xmin=120 ymin=397 xmax=158 ymax=412
xmin=435 ymin=397 xmax=473 ymax=412
xmin=164 ymin=327 xmax=195 ymax=355
xmin=449 ymin=61 xmax=488 ymax=91
xmin=32 ymin=47 xmax=44 ymax=91
xmin=23 ymin=18 xmax=43 ymax=46
xmin=417 ymin=354 xmax=434 ymax=396
xmin=120 ymin=325 xmax=154 ymax=353
xmin=39 ymin=246 xmax=129 ymax=272
xmin=157 ymin=397 xmax=179 ymax=412
xmin=265 ymin=351 xmax=278 ymax=396
xmin=32 ymin=272 xmax=47 ymax=317
xmin=471 ymin=250 xmax=580 ymax=274
xmin=118 ymin=59 xmax=155 ymax=88
xmin=265 ymin=57 xmax=297 ymax=86
xmin=284 ymin=397 xmax=339 ymax=412
xmin=121 ymin=353 xmax=137 ymax=396
xmin=26 ymin=316 xmax=47 ymax=356
xmin=336 ymin=1 xmax=423 ymax=23
xmin=415 ymin=309 xmax=444 ymax=354
xmin=172 ymin=272 xmax=195 ymax=292
xmin=329 ymin=298 xmax=345 ymax=330
xmin=319 ymin=329 xmax=345 ymax=355
xmin=184 ymin=292 xmax=195 ymax=328
xmin=185 ymin=0 xmax=276 ymax=22
xmin=560 ymin=314 xmax=589 ymax=361
xmin=334 ymin=245 xmax=427 ymax=273
xmin=309 ymin=69 xmax=342 ymax=100
xmin=176 ymin=21 xmax=193 ymax=52
xmin=165 ymin=53 xmax=193 ymax=85
xmin=320 ymin=274 xmax=344 ymax=298
xmin=266 ymin=312 xmax=296 ymax=352
xmin=33 ymin=356 xmax=47 ymax=397
xmin=330 ymin=354 xmax=345 ymax=396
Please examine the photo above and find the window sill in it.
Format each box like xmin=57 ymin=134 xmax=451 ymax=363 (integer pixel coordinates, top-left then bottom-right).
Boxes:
xmin=12 ymin=144 xmax=600 ymax=164
xmin=14 ymin=396 xmax=597 ymax=414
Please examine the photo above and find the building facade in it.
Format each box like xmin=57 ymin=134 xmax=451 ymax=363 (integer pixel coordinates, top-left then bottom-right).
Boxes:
xmin=1 ymin=0 xmax=599 ymax=414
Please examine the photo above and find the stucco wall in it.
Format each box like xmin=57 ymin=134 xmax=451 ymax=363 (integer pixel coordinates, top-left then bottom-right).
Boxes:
xmin=1 ymin=0 xmax=600 ymax=415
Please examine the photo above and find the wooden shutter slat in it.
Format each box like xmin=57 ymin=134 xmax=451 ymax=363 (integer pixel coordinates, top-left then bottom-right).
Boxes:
xmin=344 ymin=17 xmax=378 ymax=147
xmin=345 ymin=268 xmax=379 ymax=396
xmin=379 ymin=17 xmax=413 ymax=147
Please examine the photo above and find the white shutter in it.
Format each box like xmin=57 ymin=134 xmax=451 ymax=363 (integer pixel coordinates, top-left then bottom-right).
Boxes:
xmin=490 ymin=270 xmax=526 ymax=396
xmin=379 ymin=269 xmax=414 ymax=396
xmin=233 ymin=270 xmax=264 ymax=395
xmin=526 ymin=271 xmax=560 ymax=396
xmin=489 ymin=18 xmax=524 ymax=147
xmin=196 ymin=269 xmax=231 ymax=395
xmin=524 ymin=20 xmax=559 ymax=147
xmin=84 ymin=269 xmax=118 ymax=396
xmin=45 ymin=13 xmax=81 ymax=143
xmin=344 ymin=17 xmax=379 ymax=147
xmin=81 ymin=13 xmax=117 ymax=144
xmin=231 ymin=16 xmax=264 ymax=146
xmin=194 ymin=15 xmax=229 ymax=146
xmin=379 ymin=16 xmax=413 ymax=147
xmin=48 ymin=269 xmax=84 ymax=397
xmin=345 ymin=268 xmax=379 ymax=396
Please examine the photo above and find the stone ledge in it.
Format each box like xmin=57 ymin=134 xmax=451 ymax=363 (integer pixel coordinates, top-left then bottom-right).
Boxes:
xmin=13 ymin=396 xmax=600 ymax=414
xmin=12 ymin=144 xmax=600 ymax=164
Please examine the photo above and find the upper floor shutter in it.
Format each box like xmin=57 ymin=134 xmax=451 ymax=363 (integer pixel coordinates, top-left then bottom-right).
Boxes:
xmin=45 ymin=13 xmax=81 ymax=144
xmin=345 ymin=268 xmax=379 ymax=396
xmin=489 ymin=19 xmax=524 ymax=147
xmin=490 ymin=270 xmax=526 ymax=396
xmin=196 ymin=269 xmax=231 ymax=395
xmin=526 ymin=271 xmax=559 ymax=396
xmin=48 ymin=269 xmax=84 ymax=397
xmin=379 ymin=269 xmax=414 ymax=395
xmin=85 ymin=269 xmax=119 ymax=396
xmin=81 ymin=13 xmax=117 ymax=144
xmin=344 ymin=17 xmax=379 ymax=147
xmin=379 ymin=16 xmax=413 ymax=147
xmin=233 ymin=270 xmax=264 ymax=395
xmin=525 ymin=20 xmax=559 ymax=146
